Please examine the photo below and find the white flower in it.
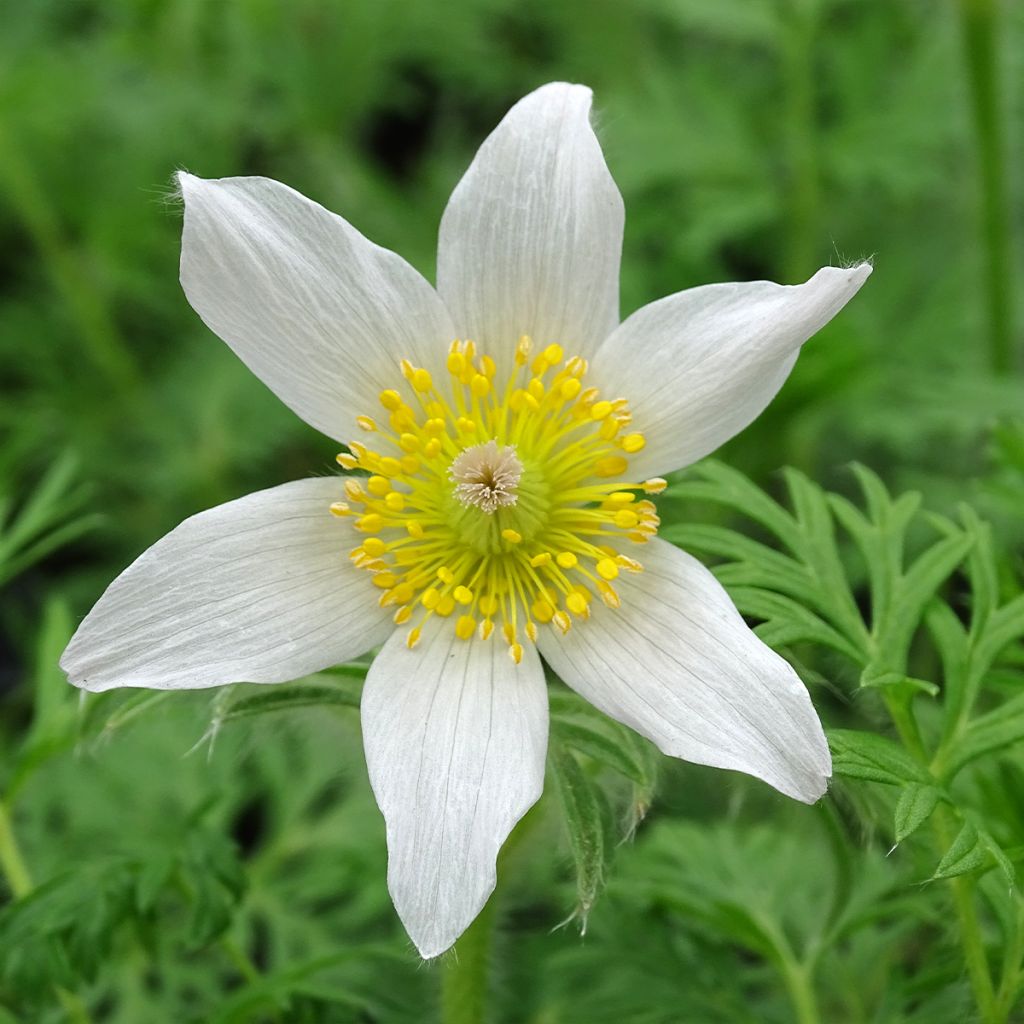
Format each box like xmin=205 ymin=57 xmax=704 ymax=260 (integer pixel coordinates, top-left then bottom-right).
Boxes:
xmin=60 ymin=82 xmax=871 ymax=959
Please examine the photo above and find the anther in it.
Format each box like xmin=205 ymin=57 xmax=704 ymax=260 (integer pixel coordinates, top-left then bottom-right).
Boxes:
xmin=595 ymin=455 xmax=629 ymax=477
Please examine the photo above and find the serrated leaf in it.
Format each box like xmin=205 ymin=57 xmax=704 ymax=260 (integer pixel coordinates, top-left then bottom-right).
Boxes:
xmin=828 ymin=730 xmax=930 ymax=786
xmin=894 ymin=784 xmax=941 ymax=842
xmin=933 ymin=823 xmax=987 ymax=880
xmin=979 ymin=830 xmax=1017 ymax=889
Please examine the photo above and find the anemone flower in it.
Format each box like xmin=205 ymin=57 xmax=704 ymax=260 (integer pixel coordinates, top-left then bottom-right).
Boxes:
xmin=61 ymin=82 xmax=871 ymax=958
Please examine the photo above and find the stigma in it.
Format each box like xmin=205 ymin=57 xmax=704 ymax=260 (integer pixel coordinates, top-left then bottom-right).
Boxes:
xmin=449 ymin=440 xmax=523 ymax=513
xmin=332 ymin=336 xmax=665 ymax=664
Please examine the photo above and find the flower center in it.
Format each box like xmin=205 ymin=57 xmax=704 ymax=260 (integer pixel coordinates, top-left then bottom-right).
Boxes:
xmin=449 ymin=440 xmax=523 ymax=513
xmin=330 ymin=336 xmax=665 ymax=664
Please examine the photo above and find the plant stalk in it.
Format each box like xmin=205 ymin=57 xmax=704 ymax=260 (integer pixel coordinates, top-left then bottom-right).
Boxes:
xmin=0 ymin=800 xmax=32 ymax=899
xmin=958 ymin=0 xmax=1015 ymax=374
xmin=932 ymin=809 xmax=999 ymax=1021
xmin=440 ymin=893 xmax=497 ymax=1024
xmin=778 ymin=953 xmax=821 ymax=1024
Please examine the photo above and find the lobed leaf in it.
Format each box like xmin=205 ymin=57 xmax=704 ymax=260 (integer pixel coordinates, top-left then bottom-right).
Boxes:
xmin=828 ymin=730 xmax=930 ymax=786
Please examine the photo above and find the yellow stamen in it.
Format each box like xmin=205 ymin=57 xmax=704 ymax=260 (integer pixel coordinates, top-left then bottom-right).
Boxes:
xmin=334 ymin=336 xmax=659 ymax=661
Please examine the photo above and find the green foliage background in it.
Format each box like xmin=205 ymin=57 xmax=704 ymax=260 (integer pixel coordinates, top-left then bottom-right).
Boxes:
xmin=1 ymin=1 xmax=1022 ymax=1021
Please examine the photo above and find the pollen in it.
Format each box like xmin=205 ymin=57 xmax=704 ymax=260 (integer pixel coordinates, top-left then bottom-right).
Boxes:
xmin=332 ymin=337 xmax=659 ymax=662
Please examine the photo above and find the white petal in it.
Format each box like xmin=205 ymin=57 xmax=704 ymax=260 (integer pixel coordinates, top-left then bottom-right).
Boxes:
xmin=178 ymin=174 xmax=455 ymax=443
xmin=537 ymin=538 xmax=830 ymax=803
xmin=362 ymin=622 xmax=548 ymax=958
xmin=590 ymin=264 xmax=872 ymax=479
xmin=61 ymin=479 xmax=393 ymax=692
xmin=437 ymin=82 xmax=624 ymax=374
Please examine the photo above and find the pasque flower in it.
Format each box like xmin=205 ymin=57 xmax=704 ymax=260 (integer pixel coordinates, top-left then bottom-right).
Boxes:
xmin=61 ymin=83 xmax=870 ymax=958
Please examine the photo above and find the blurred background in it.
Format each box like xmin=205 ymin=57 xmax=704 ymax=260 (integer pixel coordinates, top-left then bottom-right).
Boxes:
xmin=1 ymin=0 xmax=1021 ymax=1021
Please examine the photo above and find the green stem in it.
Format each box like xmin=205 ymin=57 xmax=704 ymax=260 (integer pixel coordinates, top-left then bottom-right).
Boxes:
xmin=932 ymin=810 xmax=999 ymax=1021
xmin=780 ymin=0 xmax=821 ymax=282
xmin=883 ymin=690 xmax=928 ymax=764
xmin=777 ymin=952 xmax=821 ymax=1024
xmin=0 ymin=801 xmax=32 ymax=899
xmin=440 ymin=893 xmax=497 ymax=1024
xmin=995 ymin=899 xmax=1024 ymax=1020
xmin=221 ymin=936 xmax=261 ymax=985
xmin=958 ymin=0 xmax=1015 ymax=374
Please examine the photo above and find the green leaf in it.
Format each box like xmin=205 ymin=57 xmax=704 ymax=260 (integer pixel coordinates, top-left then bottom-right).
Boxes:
xmin=729 ymin=587 xmax=865 ymax=663
xmin=549 ymin=740 xmax=610 ymax=927
xmin=950 ymin=691 xmax=1024 ymax=774
xmin=215 ymin=682 xmax=363 ymax=724
xmin=894 ymin=784 xmax=942 ymax=842
xmin=932 ymin=822 xmax=1015 ymax=886
xmin=664 ymin=460 xmax=802 ymax=552
xmin=859 ymin=668 xmax=939 ymax=697
xmin=552 ymin=719 xmax=650 ymax=786
xmin=884 ymin=530 xmax=973 ymax=652
xmin=933 ymin=823 xmax=987 ymax=879
xmin=828 ymin=730 xmax=930 ymax=786
xmin=659 ymin=523 xmax=811 ymax=597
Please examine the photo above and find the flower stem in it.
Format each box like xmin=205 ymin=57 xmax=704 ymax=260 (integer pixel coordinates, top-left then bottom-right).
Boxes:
xmin=777 ymin=950 xmax=821 ymax=1024
xmin=0 ymin=800 xmax=32 ymax=899
xmin=958 ymin=0 xmax=1015 ymax=374
xmin=780 ymin=0 xmax=821 ymax=282
xmin=995 ymin=900 xmax=1024 ymax=1019
xmin=440 ymin=894 xmax=497 ymax=1024
xmin=932 ymin=808 xmax=999 ymax=1021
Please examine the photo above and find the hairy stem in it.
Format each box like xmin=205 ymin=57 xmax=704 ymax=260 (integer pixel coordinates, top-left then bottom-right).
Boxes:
xmin=440 ymin=894 xmax=497 ymax=1024
xmin=958 ymin=0 xmax=1015 ymax=374
xmin=995 ymin=899 xmax=1024 ymax=1020
xmin=932 ymin=809 xmax=999 ymax=1021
